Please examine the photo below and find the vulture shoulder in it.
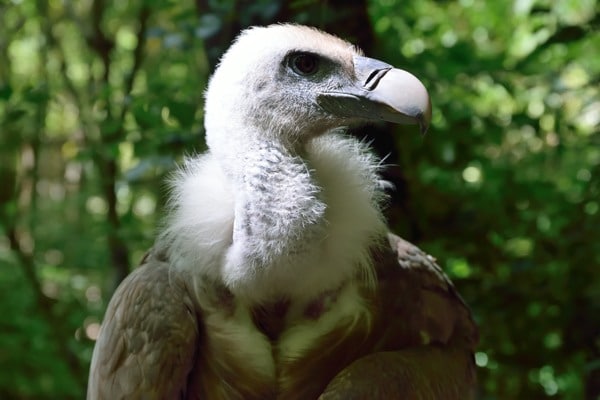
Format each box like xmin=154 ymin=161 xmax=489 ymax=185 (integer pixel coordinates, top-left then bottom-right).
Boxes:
xmin=318 ymin=233 xmax=479 ymax=399
xmin=87 ymin=254 xmax=199 ymax=399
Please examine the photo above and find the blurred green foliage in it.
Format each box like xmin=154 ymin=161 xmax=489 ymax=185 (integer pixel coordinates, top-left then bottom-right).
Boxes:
xmin=0 ymin=0 xmax=598 ymax=399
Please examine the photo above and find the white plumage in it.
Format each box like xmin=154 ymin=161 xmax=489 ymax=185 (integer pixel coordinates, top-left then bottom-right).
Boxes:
xmin=160 ymin=133 xmax=387 ymax=303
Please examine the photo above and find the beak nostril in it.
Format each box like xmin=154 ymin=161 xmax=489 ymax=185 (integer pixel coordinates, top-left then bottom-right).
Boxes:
xmin=364 ymin=69 xmax=391 ymax=91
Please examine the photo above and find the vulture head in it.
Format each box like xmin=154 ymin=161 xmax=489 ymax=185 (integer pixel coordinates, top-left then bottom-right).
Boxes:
xmin=89 ymin=24 xmax=478 ymax=400
xmin=204 ymin=24 xmax=431 ymax=161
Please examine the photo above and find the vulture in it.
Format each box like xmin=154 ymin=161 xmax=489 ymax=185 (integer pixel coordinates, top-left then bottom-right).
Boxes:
xmin=88 ymin=24 xmax=478 ymax=399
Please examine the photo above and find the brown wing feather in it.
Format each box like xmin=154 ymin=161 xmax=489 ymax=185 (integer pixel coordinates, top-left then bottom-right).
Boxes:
xmin=87 ymin=251 xmax=200 ymax=400
xmin=318 ymin=233 xmax=479 ymax=399
xmin=373 ymin=233 xmax=479 ymax=350
xmin=319 ymin=347 xmax=476 ymax=400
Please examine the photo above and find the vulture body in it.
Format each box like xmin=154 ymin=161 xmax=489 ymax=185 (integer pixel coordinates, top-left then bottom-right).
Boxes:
xmin=88 ymin=24 xmax=478 ymax=399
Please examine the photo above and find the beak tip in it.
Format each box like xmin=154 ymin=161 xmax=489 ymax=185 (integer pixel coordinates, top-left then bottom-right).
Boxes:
xmin=420 ymin=98 xmax=432 ymax=135
xmin=419 ymin=119 xmax=429 ymax=135
xmin=373 ymin=68 xmax=432 ymax=132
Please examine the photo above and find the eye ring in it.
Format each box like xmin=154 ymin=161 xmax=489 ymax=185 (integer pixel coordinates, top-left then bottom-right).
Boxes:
xmin=289 ymin=52 xmax=320 ymax=76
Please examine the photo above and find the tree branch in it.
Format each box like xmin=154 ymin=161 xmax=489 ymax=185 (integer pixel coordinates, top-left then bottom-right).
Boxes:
xmin=7 ymin=227 xmax=84 ymax=385
xmin=515 ymin=13 xmax=599 ymax=70
xmin=86 ymin=3 xmax=151 ymax=290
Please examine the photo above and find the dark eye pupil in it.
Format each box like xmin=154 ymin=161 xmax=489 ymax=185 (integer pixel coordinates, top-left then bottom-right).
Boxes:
xmin=293 ymin=54 xmax=318 ymax=75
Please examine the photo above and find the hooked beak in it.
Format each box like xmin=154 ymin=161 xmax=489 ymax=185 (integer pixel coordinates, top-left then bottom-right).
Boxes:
xmin=317 ymin=55 xmax=432 ymax=134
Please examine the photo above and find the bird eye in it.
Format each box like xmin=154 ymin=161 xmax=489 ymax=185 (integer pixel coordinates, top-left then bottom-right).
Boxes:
xmin=290 ymin=53 xmax=320 ymax=76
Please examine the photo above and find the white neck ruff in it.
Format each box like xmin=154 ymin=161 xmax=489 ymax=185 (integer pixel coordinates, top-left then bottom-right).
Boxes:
xmin=158 ymin=132 xmax=389 ymax=305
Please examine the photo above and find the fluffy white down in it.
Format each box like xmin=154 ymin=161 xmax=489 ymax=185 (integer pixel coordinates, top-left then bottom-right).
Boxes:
xmin=159 ymin=131 xmax=388 ymax=304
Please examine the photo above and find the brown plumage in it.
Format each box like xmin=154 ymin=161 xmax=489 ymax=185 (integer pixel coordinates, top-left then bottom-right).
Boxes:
xmin=88 ymin=24 xmax=478 ymax=399
xmin=89 ymin=234 xmax=477 ymax=399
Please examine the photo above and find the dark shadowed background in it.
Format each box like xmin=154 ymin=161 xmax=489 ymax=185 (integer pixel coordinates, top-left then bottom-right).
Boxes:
xmin=0 ymin=0 xmax=598 ymax=398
